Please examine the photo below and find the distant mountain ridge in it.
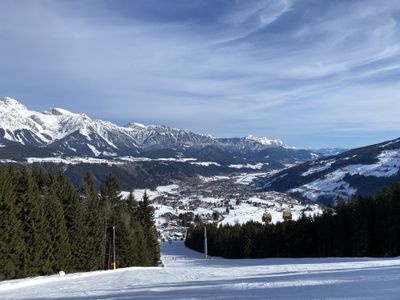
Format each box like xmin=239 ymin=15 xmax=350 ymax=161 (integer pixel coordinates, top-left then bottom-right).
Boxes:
xmin=256 ymin=137 xmax=400 ymax=205
xmin=0 ymin=97 xmax=319 ymax=165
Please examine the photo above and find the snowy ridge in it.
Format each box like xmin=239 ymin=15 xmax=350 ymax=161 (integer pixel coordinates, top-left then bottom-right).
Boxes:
xmin=260 ymin=138 xmax=400 ymax=204
xmin=0 ymin=97 xmax=292 ymax=158
xmin=291 ymin=150 xmax=400 ymax=201
xmin=245 ymin=134 xmax=284 ymax=147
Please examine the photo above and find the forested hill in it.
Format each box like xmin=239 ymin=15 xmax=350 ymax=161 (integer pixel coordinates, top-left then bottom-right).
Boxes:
xmin=0 ymin=165 xmax=160 ymax=281
xmin=186 ymin=182 xmax=400 ymax=258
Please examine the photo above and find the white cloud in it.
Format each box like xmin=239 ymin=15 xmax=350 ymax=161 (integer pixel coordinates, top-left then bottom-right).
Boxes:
xmin=0 ymin=0 xmax=400 ymax=147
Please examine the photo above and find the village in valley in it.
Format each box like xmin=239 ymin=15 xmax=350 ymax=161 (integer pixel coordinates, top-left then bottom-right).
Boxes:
xmin=122 ymin=173 xmax=323 ymax=242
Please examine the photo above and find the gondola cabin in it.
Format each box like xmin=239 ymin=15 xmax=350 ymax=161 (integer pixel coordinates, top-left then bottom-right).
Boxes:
xmin=262 ymin=212 xmax=272 ymax=223
xmin=282 ymin=211 xmax=292 ymax=221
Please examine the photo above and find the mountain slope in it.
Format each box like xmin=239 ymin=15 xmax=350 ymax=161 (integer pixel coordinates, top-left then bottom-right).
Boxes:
xmin=257 ymin=137 xmax=400 ymax=205
xmin=0 ymin=97 xmax=318 ymax=165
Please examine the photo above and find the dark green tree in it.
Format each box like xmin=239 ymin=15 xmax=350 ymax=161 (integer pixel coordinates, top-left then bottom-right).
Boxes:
xmin=44 ymin=180 xmax=71 ymax=272
xmin=81 ymin=172 xmax=103 ymax=271
xmin=56 ymin=172 xmax=85 ymax=272
xmin=0 ymin=169 xmax=25 ymax=280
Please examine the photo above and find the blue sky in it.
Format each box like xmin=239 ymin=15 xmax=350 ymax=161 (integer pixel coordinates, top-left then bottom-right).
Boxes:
xmin=1 ymin=0 xmax=400 ymax=148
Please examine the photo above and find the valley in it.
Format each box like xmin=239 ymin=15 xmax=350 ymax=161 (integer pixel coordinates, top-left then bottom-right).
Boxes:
xmin=121 ymin=172 xmax=322 ymax=241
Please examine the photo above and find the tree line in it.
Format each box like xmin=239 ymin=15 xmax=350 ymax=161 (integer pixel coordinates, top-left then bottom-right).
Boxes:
xmin=0 ymin=165 xmax=160 ymax=280
xmin=186 ymin=182 xmax=400 ymax=258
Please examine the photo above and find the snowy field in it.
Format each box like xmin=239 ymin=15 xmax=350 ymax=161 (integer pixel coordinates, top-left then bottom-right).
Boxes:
xmin=1 ymin=242 xmax=400 ymax=299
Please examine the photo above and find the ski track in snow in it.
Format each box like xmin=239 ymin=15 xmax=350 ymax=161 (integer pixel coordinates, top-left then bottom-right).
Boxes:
xmin=1 ymin=242 xmax=400 ymax=299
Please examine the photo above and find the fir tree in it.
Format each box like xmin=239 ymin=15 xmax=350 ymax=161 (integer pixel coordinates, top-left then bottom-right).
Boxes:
xmin=44 ymin=180 xmax=71 ymax=272
xmin=138 ymin=191 xmax=154 ymax=228
xmin=81 ymin=172 xmax=103 ymax=271
xmin=0 ymin=169 xmax=25 ymax=280
xmin=138 ymin=191 xmax=160 ymax=265
xmin=16 ymin=169 xmax=52 ymax=276
xmin=56 ymin=172 xmax=85 ymax=272
xmin=0 ymin=166 xmax=161 ymax=279
xmin=99 ymin=173 xmax=122 ymax=269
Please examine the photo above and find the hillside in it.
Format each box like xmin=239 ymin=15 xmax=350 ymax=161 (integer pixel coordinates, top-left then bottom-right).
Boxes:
xmin=256 ymin=137 xmax=400 ymax=204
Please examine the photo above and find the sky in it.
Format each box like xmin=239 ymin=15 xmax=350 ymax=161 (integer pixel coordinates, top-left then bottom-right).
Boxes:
xmin=1 ymin=0 xmax=400 ymax=149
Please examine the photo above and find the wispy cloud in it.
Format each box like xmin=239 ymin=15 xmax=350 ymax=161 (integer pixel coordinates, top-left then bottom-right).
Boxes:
xmin=0 ymin=0 xmax=399 ymax=148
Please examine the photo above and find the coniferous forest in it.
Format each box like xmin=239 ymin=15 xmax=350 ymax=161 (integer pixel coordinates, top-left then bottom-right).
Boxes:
xmin=0 ymin=165 xmax=160 ymax=281
xmin=186 ymin=183 xmax=400 ymax=259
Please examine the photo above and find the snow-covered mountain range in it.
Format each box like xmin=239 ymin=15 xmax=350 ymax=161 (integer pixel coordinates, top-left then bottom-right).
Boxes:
xmin=0 ymin=97 xmax=315 ymax=163
xmin=0 ymin=97 xmax=213 ymax=156
xmin=257 ymin=137 xmax=400 ymax=204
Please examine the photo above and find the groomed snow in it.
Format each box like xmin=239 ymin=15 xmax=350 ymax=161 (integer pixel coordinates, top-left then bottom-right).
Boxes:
xmin=1 ymin=242 xmax=400 ymax=299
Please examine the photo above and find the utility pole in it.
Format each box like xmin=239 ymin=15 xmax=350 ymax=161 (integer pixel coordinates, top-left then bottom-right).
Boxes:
xmin=102 ymin=219 xmax=107 ymax=270
xmin=113 ymin=226 xmax=116 ymax=270
xmin=204 ymin=226 xmax=208 ymax=259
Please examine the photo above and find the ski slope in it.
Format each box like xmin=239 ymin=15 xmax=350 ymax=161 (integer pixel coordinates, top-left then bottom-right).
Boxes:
xmin=1 ymin=242 xmax=400 ymax=299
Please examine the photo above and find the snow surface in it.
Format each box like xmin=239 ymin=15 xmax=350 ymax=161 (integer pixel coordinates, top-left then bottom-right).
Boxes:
xmin=120 ymin=181 xmax=321 ymax=229
xmin=229 ymin=163 xmax=264 ymax=169
xmin=291 ymin=169 xmax=358 ymax=202
xmin=198 ymin=175 xmax=231 ymax=182
xmin=190 ymin=161 xmax=221 ymax=167
xmin=26 ymin=157 xmax=124 ymax=166
xmin=86 ymin=144 xmax=101 ymax=157
xmin=292 ymin=149 xmax=400 ymax=201
xmin=23 ymin=156 xmax=221 ymax=166
xmin=246 ymin=134 xmax=284 ymax=147
xmin=1 ymin=242 xmax=400 ymax=299
xmin=302 ymin=159 xmax=336 ymax=176
xmin=219 ymin=198 xmax=321 ymax=225
xmin=235 ymin=172 xmax=271 ymax=185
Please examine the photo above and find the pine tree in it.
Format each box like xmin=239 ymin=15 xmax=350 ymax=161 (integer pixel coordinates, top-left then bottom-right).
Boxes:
xmin=81 ymin=172 xmax=103 ymax=271
xmin=56 ymin=172 xmax=85 ymax=272
xmin=31 ymin=164 xmax=47 ymax=193
xmin=138 ymin=191 xmax=160 ymax=265
xmin=132 ymin=219 xmax=148 ymax=265
xmin=125 ymin=192 xmax=149 ymax=266
xmin=138 ymin=191 xmax=154 ymax=228
xmin=16 ymin=168 xmax=52 ymax=276
xmin=126 ymin=192 xmax=138 ymax=217
xmin=114 ymin=204 xmax=133 ymax=268
xmin=100 ymin=173 xmax=121 ymax=222
xmin=99 ymin=173 xmax=123 ymax=269
xmin=1 ymin=166 xmax=161 ymax=279
xmin=0 ymin=168 xmax=25 ymax=280
xmin=44 ymin=179 xmax=71 ymax=272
